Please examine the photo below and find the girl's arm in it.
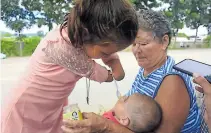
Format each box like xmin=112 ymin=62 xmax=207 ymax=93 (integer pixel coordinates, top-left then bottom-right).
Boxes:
xmin=43 ymin=39 xmax=112 ymax=83
xmin=86 ymin=53 xmax=125 ymax=82
xmin=87 ymin=61 xmax=111 ymax=82
xmin=101 ymin=53 xmax=125 ymax=81
xmin=154 ymin=75 xmax=190 ymax=133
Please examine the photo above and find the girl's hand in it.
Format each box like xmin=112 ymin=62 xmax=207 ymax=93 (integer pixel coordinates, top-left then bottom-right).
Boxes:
xmin=61 ymin=112 xmax=110 ymax=133
xmin=107 ymin=59 xmax=125 ymax=81
xmin=102 ymin=53 xmax=125 ymax=81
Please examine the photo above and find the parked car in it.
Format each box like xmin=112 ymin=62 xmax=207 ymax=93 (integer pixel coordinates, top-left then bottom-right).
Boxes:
xmin=0 ymin=53 xmax=6 ymax=59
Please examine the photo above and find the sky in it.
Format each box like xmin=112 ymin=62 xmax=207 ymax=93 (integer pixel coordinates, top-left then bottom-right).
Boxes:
xmin=0 ymin=20 xmax=53 ymax=34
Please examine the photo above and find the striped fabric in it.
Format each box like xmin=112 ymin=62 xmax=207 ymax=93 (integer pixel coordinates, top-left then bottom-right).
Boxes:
xmin=200 ymin=99 xmax=210 ymax=133
xmin=127 ymin=56 xmax=202 ymax=133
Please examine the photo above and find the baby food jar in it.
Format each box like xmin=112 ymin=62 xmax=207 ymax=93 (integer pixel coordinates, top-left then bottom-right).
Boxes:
xmin=63 ymin=104 xmax=83 ymax=120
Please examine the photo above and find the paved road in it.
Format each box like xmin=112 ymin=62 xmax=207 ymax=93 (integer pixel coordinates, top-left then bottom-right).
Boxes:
xmin=1 ymin=49 xmax=211 ymax=111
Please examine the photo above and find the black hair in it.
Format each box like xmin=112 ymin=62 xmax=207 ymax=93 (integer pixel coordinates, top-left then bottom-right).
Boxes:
xmin=142 ymin=101 xmax=162 ymax=133
xmin=60 ymin=0 xmax=138 ymax=49
xmin=127 ymin=94 xmax=162 ymax=133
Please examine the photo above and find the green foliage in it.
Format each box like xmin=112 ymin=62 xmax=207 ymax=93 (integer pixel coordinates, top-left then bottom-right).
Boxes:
xmin=22 ymin=37 xmax=41 ymax=56
xmin=203 ymin=35 xmax=211 ymax=48
xmin=204 ymin=9 xmax=211 ymax=33
xmin=2 ymin=32 xmax=13 ymax=37
xmin=162 ymin=0 xmax=186 ymax=36
xmin=185 ymin=0 xmax=210 ymax=28
xmin=179 ymin=0 xmax=185 ymax=4
xmin=185 ymin=0 xmax=210 ymax=43
xmin=16 ymin=34 xmax=28 ymax=41
xmin=1 ymin=38 xmax=19 ymax=56
xmin=37 ymin=30 xmax=45 ymax=37
xmin=1 ymin=0 xmax=35 ymax=36
xmin=1 ymin=37 xmax=41 ymax=56
xmin=21 ymin=0 xmax=72 ymax=31
xmin=164 ymin=11 xmax=173 ymax=17
xmin=131 ymin=0 xmax=159 ymax=10
xmin=177 ymin=33 xmax=189 ymax=38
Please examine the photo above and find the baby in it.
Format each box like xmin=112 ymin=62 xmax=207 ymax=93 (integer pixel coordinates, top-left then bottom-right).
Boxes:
xmin=103 ymin=93 xmax=162 ymax=133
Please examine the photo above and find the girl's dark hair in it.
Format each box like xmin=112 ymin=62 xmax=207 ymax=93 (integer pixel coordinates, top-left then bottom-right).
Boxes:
xmin=60 ymin=0 xmax=138 ymax=48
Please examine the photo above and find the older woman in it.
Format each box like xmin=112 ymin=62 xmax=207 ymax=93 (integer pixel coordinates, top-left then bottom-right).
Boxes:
xmin=62 ymin=9 xmax=202 ymax=133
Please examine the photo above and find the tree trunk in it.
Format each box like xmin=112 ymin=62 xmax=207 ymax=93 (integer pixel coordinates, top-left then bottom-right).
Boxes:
xmin=18 ymin=31 xmax=21 ymax=38
xmin=174 ymin=36 xmax=177 ymax=47
xmin=194 ymin=27 xmax=199 ymax=45
xmin=18 ymin=30 xmax=23 ymax=56
xmin=173 ymin=29 xmax=179 ymax=48
xmin=48 ymin=21 xmax=53 ymax=31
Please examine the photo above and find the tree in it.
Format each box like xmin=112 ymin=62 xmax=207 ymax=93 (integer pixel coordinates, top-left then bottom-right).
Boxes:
xmin=203 ymin=35 xmax=211 ymax=48
xmin=37 ymin=30 xmax=45 ymax=37
xmin=1 ymin=0 xmax=35 ymax=38
xmin=130 ymin=0 xmax=160 ymax=10
xmin=2 ymin=32 xmax=13 ymax=37
xmin=204 ymin=8 xmax=211 ymax=34
xmin=208 ymin=23 xmax=211 ymax=35
xmin=162 ymin=0 xmax=186 ymax=44
xmin=177 ymin=33 xmax=189 ymax=39
xmin=21 ymin=0 xmax=72 ymax=31
xmin=185 ymin=0 xmax=210 ymax=44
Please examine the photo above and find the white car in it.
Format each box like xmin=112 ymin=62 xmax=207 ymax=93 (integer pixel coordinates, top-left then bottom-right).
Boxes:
xmin=0 ymin=53 xmax=6 ymax=59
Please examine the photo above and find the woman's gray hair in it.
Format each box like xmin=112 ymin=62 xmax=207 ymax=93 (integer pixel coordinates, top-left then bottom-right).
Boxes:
xmin=137 ymin=9 xmax=172 ymax=45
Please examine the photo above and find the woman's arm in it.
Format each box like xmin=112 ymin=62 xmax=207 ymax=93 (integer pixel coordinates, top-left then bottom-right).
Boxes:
xmin=154 ymin=75 xmax=190 ymax=133
xmin=62 ymin=112 xmax=133 ymax=133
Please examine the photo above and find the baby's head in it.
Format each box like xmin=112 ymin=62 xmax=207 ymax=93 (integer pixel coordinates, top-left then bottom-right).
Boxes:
xmin=113 ymin=93 xmax=162 ymax=133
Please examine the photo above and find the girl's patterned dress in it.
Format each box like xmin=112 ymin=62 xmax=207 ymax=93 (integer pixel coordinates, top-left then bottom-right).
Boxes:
xmin=1 ymin=26 xmax=119 ymax=133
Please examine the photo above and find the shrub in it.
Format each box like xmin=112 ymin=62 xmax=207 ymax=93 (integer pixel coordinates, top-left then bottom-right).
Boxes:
xmin=1 ymin=36 xmax=41 ymax=56
xmin=177 ymin=33 xmax=189 ymax=39
xmin=203 ymin=35 xmax=211 ymax=48
xmin=22 ymin=36 xmax=41 ymax=56
xmin=1 ymin=38 xmax=19 ymax=56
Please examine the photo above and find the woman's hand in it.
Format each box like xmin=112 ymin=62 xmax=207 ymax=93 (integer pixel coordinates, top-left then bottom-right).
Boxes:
xmin=61 ymin=112 xmax=109 ymax=133
xmin=193 ymin=73 xmax=211 ymax=129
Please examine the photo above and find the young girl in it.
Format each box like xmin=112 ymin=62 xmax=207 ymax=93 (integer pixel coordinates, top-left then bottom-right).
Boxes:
xmin=1 ymin=0 xmax=138 ymax=133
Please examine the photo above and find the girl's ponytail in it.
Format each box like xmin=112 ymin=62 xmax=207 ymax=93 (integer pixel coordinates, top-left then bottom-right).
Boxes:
xmin=61 ymin=0 xmax=89 ymax=48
